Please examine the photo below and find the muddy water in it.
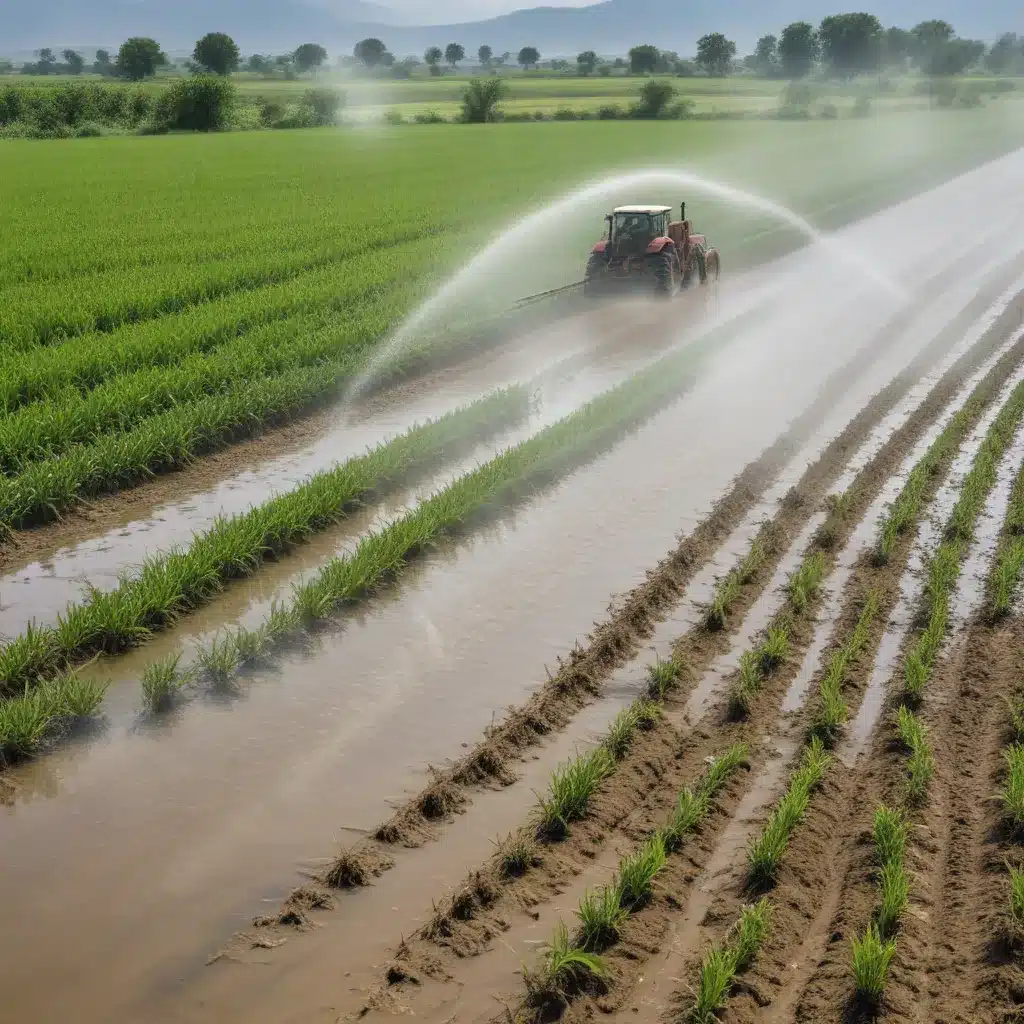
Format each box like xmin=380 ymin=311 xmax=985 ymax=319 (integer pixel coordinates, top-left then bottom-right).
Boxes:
xmin=3 ymin=154 xmax=1024 ymax=1024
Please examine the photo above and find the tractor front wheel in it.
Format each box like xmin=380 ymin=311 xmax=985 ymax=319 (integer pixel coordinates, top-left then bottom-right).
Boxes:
xmin=584 ymin=253 xmax=607 ymax=298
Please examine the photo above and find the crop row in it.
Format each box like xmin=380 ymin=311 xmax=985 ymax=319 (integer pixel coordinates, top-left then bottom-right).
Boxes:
xmin=0 ymin=272 xmax=423 ymax=473
xmin=0 ymin=219 xmax=450 ymax=350
xmin=525 ymin=743 xmax=748 ymax=1013
xmin=138 ymin=338 xmax=716 ymax=698
xmin=0 ymin=385 xmax=529 ymax=698
xmin=991 ymin=456 xmax=1024 ymax=618
xmin=850 ymin=374 xmax=1024 ymax=1008
xmin=0 ymin=235 xmax=444 ymax=414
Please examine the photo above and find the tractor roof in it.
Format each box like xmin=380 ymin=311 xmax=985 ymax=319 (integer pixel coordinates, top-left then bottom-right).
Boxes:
xmin=613 ymin=205 xmax=673 ymax=215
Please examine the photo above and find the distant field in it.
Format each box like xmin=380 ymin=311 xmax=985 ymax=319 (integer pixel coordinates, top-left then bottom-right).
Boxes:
xmin=0 ymin=106 xmax=1022 ymax=527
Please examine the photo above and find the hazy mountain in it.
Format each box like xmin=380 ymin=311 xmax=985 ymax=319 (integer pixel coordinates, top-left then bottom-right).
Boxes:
xmin=3 ymin=0 xmax=1019 ymax=56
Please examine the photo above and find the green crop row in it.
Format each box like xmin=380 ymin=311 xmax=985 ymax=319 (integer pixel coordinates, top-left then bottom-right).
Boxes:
xmin=990 ymin=455 xmax=1024 ymax=619
xmin=0 ymin=274 xmax=421 ymax=473
xmin=0 ymin=385 xmax=529 ymax=697
xmin=148 ymin=338 xmax=715 ymax=694
xmin=0 ymin=218 xmax=449 ymax=351
xmin=848 ymin=375 xmax=1024 ymax=1008
xmin=0 ymin=235 xmax=442 ymax=414
xmin=526 ymin=745 xmax=747 ymax=1007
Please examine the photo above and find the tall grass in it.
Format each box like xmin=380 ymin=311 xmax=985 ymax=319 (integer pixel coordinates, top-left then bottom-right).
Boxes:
xmin=851 ymin=923 xmax=897 ymax=1005
xmin=811 ymin=591 xmax=880 ymax=744
xmin=747 ymin=737 xmax=832 ymax=887
xmin=0 ymin=386 xmax=528 ymax=694
xmin=689 ymin=898 xmax=772 ymax=1023
xmin=0 ymin=670 xmax=108 ymax=762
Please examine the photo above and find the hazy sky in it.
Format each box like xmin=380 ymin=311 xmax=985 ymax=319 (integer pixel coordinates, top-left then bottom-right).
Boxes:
xmin=385 ymin=0 xmax=597 ymax=21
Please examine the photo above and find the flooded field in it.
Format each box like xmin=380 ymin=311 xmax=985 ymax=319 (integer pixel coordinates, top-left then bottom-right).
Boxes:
xmin=3 ymin=145 xmax=1024 ymax=1024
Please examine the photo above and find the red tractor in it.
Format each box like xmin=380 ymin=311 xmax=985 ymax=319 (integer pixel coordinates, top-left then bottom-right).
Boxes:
xmin=583 ymin=203 xmax=720 ymax=298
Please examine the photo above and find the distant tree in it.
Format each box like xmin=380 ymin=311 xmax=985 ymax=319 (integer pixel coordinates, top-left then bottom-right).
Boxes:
xmin=778 ymin=22 xmax=819 ymax=79
xmin=246 ymin=53 xmax=272 ymax=73
xmin=695 ymin=33 xmax=736 ymax=76
xmin=517 ymin=46 xmax=540 ymax=69
xmin=883 ymin=26 xmax=914 ymax=67
xmin=926 ymin=37 xmax=985 ymax=76
xmin=576 ymin=49 xmax=598 ymax=75
xmin=910 ymin=19 xmax=955 ymax=59
xmin=461 ymin=76 xmax=507 ymax=121
xmin=93 ymin=49 xmax=113 ymax=75
xmin=500 ymin=51 xmax=512 ymax=65
xmin=628 ymin=44 xmax=659 ymax=75
xmin=62 ymin=49 xmax=85 ymax=74
xmin=424 ymin=46 xmax=443 ymax=75
xmin=391 ymin=55 xmax=419 ymax=78
xmin=986 ymin=33 xmax=1021 ymax=73
xmin=818 ymin=13 xmax=882 ymax=77
xmin=354 ymin=37 xmax=388 ymax=68
xmin=613 ymin=56 xmax=627 ymax=68
xmin=597 ymin=62 xmax=612 ymax=76
xmin=193 ymin=32 xmax=240 ymax=75
xmin=445 ymin=42 xmax=465 ymax=69
xmin=34 ymin=47 xmax=57 ymax=74
xmin=478 ymin=44 xmax=492 ymax=66
xmin=655 ymin=49 xmax=681 ymax=73
xmin=116 ymin=37 xmax=167 ymax=81
xmin=749 ymin=34 xmax=778 ymax=76
xmin=0 ymin=59 xmax=13 ymax=74
xmin=293 ymin=43 xmax=328 ymax=74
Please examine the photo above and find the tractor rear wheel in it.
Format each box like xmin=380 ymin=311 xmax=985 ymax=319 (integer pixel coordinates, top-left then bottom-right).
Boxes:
xmin=649 ymin=251 xmax=677 ymax=296
xmin=705 ymin=250 xmax=721 ymax=282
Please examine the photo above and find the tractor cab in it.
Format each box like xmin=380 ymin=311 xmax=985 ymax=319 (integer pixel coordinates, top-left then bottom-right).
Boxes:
xmin=607 ymin=205 xmax=672 ymax=258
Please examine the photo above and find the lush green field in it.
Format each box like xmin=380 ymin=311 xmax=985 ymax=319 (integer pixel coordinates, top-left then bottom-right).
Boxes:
xmin=0 ymin=106 xmax=1022 ymax=528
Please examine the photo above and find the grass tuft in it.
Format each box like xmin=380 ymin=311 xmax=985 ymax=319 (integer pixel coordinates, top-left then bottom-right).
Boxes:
xmin=999 ymin=743 xmax=1024 ymax=828
xmin=536 ymin=747 xmax=615 ymax=839
xmin=617 ymin=832 xmax=666 ymax=907
xmin=141 ymin=651 xmax=195 ymax=711
xmin=663 ymin=743 xmax=747 ymax=851
xmin=788 ymin=550 xmax=827 ymax=614
xmin=896 ymin=705 xmax=934 ymax=804
xmin=704 ymin=534 xmax=768 ymax=631
xmin=526 ymin=921 xmax=606 ymax=1003
xmin=577 ymin=885 xmax=628 ymax=950
xmin=646 ymin=654 xmax=684 ymax=699
xmin=851 ymin=923 xmax=896 ymax=1005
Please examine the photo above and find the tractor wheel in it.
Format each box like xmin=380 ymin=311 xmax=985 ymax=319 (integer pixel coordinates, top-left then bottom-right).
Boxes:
xmin=649 ymin=251 xmax=677 ymax=297
xmin=583 ymin=253 xmax=607 ymax=297
xmin=705 ymin=250 xmax=721 ymax=283
xmin=684 ymin=247 xmax=707 ymax=289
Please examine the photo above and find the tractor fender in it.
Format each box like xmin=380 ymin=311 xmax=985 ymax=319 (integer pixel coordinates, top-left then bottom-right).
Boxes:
xmin=591 ymin=240 xmax=608 ymax=254
xmin=688 ymin=234 xmax=707 ymax=248
xmin=644 ymin=236 xmax=675 ymax=255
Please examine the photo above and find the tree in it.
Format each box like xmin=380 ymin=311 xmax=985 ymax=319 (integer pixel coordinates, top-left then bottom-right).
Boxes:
xmin=500 ymin=51 xmax=511 ymax=65
xmin=293 ymin=43 xmax=328 ymax=74
xmin=354 ymin=37 xmax=388 ymax=68
xmin=424 ymin=46 xmax=443 ymax=75
xmin=818 ymin=13 xmax=882 ymax=77
xmin=116 ymin=38 xmax=167 ymax=81
xmin=62 ymin=49 xmax=85 ymax=74
xmin=246 ymin=54 xmax=272 ymax=74
xmin=461 ymin=77 xmax=507 ymax=121
xmin=695 ymin=33 xmax=736 ymax=77
xmin=517 ymin=46 xmax=540 ymax=69
xmin=986 ymin=33 xmax=1021 ymax=73
xmin=576 ymin=49 xmax=598 ymax=76
xmin=910 ymin=19 xmax=955 ymax=60
xmin=193 ymin=32 xmax=240 ymax=75
xmin=778 ymin=22 xmax=818 ymax=79
xmin=749 ymin=35 xmax=778 ymax=76
xmin=93 ymin=49 xmax=113 ymax=75
xmin=631 ymin=79 xmax=675 ymax=118
xmin=478 ymin=44 xmax=492 ymax=66
xmin=883 ymin=26 xmax=914 ymax=67
xmin=926 ymin=37 xmax=985 ymax=76
xmin=628 ymin=44 xmax=659 ymax=75
xmin=445 ymin=43 xmax=465 ymax=69
xmin=35 ymin=48 xmax=57 ymax=74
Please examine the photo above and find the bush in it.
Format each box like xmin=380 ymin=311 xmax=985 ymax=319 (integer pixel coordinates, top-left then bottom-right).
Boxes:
xmin=153 ymin=75 xmax=235 ymax=131
xmin=597 ymin=103 xmax=623 ymax=119
xmin=258 ymin=99 xmax=284 ymax=126
xmin=0 ymin=85 xmax=25 ymax=124
xmin=552 ymin=106 xmax=579 ymax=120
xmin=73 ymin=121 xmax=104 ymax=137
xmin=383 ymin=108 xmax=405 ymax=125
xmin=413 ymin=109 xmax=447 ymax=123
xmin=302 ymin=87 xmax=343 ymax=125
xmin=630 ymin=79 xmax=676 ymax=119
xmin=532 ymin=109 xmax=548 ymax=120
xmin=819 ymin=102 xmax=838 ymax=119
xmin=666 ymin=98 xmax=695 ymax=119
xmin=460 ymin=77 xmax=507 ymax=123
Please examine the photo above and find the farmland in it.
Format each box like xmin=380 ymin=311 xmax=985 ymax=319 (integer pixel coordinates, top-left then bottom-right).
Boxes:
xmin=3 ymin=100 xmax=1024 ymax=1024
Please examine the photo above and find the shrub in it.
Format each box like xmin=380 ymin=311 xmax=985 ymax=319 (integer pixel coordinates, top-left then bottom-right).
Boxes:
xmin=552 ymin=106 xmax=579 ymax=120
xmin=853 ymin=94 xmax=872 ymax=117
xmin=383 ymin=108 xmax=405 ymax=125
xmin=302 ymin=87 xmax=343 ymax=125
xmin=461 ymin=77 xmax=507 ymax=123
xmin=630 ymin=79 xmax=675 ymax=119
xmin=413 ymin=109 xmax=447 ymax=123
xmin=153 ymin=75 xmax=235 ymax=131
xmin=597 ymin=104 xmax=623 ymax=119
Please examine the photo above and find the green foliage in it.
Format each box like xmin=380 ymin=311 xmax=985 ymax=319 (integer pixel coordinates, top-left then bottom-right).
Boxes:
xmin=1009 ymin=865 xmax=1024 ymax=931
xmin=617 ymin=832 xmax=666 ymax=906
xmin=537 ymin=747 xmax=616 ymax=837
xmin=293 ymin=43 xmax=328 ymax=74
xmin=788 ymin=549 xmax=827 ymax=613
xmin=153 ymin=75 xmax=236 ymax=132
xmin=116 ymin=37 xmax=167 ymax=81
xmin=897 ymin=706 xmax=934 ymax=804
xmin=630 ymin=79 xmax=676 ymax=119
xmin=193 ymin=33 xmax=240 ymax=76
xmin=1000 ymin=744 xmax=1024 ymax=828
xmin=851 ymin=924 xmax=896 ymax=1003
xmin=140 ymin=652 xmax=194 ymax=711
xmin=662 ymin=744 xmax=747 ymax=850
xmin=461 ymin=77 xmax=507 ymax=123
xmin=577 ymin=884 xmax=628 ymax=949
xmin=527 ymin=921 xmax=606 ymax=1000
xmin=696 ymin=33 xmax=738 ymax=77
xmin=646 ymin=654 xmax=684 ymax=699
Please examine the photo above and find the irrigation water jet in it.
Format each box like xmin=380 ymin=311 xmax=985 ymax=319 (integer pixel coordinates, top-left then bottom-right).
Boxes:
xmin=348 ymin=167 xmax=906 ymax=398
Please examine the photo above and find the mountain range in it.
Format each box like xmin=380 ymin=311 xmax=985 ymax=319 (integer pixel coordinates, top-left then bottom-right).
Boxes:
xmin=3 ymin=0 xmax=1020 ymax=57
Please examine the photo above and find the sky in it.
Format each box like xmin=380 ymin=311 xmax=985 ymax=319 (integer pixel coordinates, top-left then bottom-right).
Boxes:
xmin=382 ymin=0 xmax=597 ymax=21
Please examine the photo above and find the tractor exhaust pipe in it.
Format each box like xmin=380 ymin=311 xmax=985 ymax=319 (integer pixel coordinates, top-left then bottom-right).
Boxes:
xmin=680 ymin=202 xmax=686 ymax=222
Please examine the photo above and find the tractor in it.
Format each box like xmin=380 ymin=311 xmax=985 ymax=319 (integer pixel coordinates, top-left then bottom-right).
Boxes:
xmin=583 ymin=203 xmax=720 ymax=298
